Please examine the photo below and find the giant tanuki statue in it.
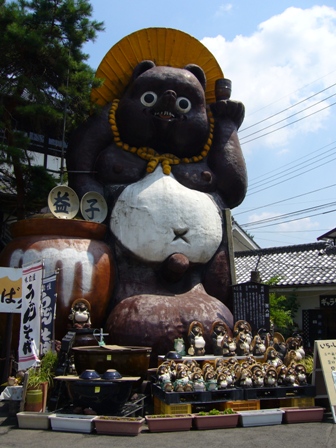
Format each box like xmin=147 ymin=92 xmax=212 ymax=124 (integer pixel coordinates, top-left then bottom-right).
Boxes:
xmin=66 ymin=28 xmax=247 ymax=360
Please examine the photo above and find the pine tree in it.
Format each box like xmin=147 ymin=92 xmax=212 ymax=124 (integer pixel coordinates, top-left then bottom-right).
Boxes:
xmin=0 ymin=0 xmax=104 ymax=218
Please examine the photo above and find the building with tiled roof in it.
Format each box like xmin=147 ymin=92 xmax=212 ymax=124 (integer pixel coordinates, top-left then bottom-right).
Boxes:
xmin=234 ymin=240 xmax=336 ymax=348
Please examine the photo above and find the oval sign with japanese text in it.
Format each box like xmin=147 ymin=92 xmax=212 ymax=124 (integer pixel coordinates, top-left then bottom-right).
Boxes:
xmin=48 ymin=185 xmax=80 ymax=219
xmin=80 ymin=191 xmax=108 ymax=223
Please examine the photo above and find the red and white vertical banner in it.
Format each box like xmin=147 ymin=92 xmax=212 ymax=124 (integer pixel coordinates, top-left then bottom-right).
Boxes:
xmin=18 ymin=260 xmax=43 ymax=370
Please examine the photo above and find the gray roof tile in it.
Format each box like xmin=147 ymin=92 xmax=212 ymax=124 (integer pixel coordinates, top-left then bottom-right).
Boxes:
xmin=234 ymin=242 xmax=336 ymax=287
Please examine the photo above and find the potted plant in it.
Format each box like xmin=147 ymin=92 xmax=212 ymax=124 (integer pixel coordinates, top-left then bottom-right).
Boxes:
xmin=193 ymin=408 xmax=239 ymax=430
xmin=146 ymin=413 xmax=193 ymax=432
xmin=93 ymin=416 xmax=145 ymax=436
xmin=25 ymin=350 xmax=58 ymax=412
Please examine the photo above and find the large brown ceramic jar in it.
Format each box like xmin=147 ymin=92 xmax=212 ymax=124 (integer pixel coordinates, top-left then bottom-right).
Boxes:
xmin=0 ymin=218 xmax=115 ymax=342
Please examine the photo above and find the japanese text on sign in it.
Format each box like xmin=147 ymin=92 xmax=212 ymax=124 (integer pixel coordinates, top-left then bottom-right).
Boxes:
xmin=232 ymin=282 xmax=270 ymax=333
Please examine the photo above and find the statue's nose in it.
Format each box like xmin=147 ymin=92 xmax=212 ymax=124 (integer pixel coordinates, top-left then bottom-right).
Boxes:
xmin=163 ymin=90 xmax=177 ymax=99
xmin=159 ymin=90 xmax=177 ymax=108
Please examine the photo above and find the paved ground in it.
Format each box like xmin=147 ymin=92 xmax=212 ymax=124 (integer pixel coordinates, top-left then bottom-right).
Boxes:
xmin=1 ymin=402 xmax=336 ymax=448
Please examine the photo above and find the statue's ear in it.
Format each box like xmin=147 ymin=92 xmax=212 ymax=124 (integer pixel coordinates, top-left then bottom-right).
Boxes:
xmin=131 ymin=60 xmax=156 ymax=82
xmin=184 ymin=64 xmax=206 ymax=91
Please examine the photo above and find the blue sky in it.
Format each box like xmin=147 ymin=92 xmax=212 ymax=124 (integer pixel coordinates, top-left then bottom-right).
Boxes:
xmin=83 ymin=1 xmax=336 ymax=248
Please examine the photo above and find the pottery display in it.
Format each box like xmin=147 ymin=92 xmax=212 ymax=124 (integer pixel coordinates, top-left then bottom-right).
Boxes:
xmin=78 ymin=369 xmax=101 ymax=380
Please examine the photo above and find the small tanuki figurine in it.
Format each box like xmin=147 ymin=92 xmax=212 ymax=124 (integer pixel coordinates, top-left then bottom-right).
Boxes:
xmin=221 ymin=335 xmax=237 ymax=357
xmin=265 ymin=346 xmax=283 ymax=368
xmin=188 ymin=321 xmax=206 ymax=356
xmin=251 ymin=334 xmax=266 ymax=356
xmin=294 ymin=363 xmax=308 ymax=385
xmin=211 ymin=319 xmax=229 ymax=356
xmin=264 ymin=366 xmax=278 ymax=387
xmin=251 ymin=364 xmax=265 ymax=388
xmin=233 ymin=320 xmax=252 ymax=338
xmin=204 ymin=369 xmax=218 ymax=391
xmin=68 ymin=298 xmax=92 ymax=329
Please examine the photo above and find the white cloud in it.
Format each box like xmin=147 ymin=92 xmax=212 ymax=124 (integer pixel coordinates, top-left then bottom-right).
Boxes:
xmin=215 ymin=3 xmax=233 ymax=17
xmin=202 ymin=6 xmax=336 ymax=150
xmin=278 ymin=217 xmax=320 ymax=232
xmin=246 ymin=211 xmax=280 ymax=224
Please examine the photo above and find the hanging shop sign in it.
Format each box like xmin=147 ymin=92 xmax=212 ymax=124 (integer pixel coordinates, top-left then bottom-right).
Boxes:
xmin=40 ymin=273 xmax=58 ymax=355
xmin=18 ymin=261 xmax=43 ymax=370
xmin=320 ymin=295 xmax=336 ymax=307
xmin=0 ymin=267 xmax=22 ymax=313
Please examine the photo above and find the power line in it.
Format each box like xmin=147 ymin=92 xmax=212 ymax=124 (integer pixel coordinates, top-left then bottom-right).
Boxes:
xmin=241 ymin=207 xmax=336 ymax=230
xmin=240 ymin=91 xmax=336 ymax=141
xmin=240 ymin=82 xmax=336 ymax=133
xmin=248 ymin=142 xmax=336 ymax=188
xmin=235 ymin=183 xmax=336 ymax=216
xmin=247 ymin=153 xmax=336 ymax=196
xmin=240 ymin=101 xmax=336 ymax=146
xmin=246 ymin=68 xmax=336 ymax=117
xmin=241 ymin=201 xmax=336 ymax=227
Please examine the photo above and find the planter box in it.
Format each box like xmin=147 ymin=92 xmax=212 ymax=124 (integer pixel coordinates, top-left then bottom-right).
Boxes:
xmin=193 ymin=413 xmax=239 ymax=430
xmin=49 ymin=413 xmax=94 ymax=433
xmin=94 ymin=416 xmax=145 ymax=436
xmin=282 ymin=407 xmax=325 ymax=424
xmin=17 ymin=412 xmax=51 ymax=430
xmin=238 ymin=409 xmax=284 ymax=427
xmin=146 ymin=414 xmax=193 ymax=432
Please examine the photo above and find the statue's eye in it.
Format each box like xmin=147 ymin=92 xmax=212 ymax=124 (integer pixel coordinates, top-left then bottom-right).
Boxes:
xmin=140 ymin=91 xmax=157 ymax=107
xmin=176 ymin=97 xmax=191 ymax=113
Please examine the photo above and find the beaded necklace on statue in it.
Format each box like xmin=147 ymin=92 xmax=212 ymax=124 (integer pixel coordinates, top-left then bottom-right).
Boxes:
xmin=108 ymin=99 xmax=214 ymax=175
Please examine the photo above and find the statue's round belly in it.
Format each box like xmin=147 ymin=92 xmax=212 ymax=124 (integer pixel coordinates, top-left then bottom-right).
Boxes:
xmin=110 ymin=168 xmax=222 ymax=263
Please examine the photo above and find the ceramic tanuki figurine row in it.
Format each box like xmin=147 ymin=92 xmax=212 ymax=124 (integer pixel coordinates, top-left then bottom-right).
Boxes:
xmin=156 ymin=353 xmax=308 ymax=393
xmin=179 ymin=319 xmax=305 ymax=361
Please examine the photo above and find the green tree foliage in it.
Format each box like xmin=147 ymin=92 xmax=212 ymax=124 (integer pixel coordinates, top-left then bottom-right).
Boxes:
xmin=0 ymin=0 xmax=104 ymax=218
xmin=267 ymin=276 xmax=300 ymax=337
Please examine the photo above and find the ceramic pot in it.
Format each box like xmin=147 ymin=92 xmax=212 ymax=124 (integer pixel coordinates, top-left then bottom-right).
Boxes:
xmin=71 ymin=345 xmax=151 ymax=379
xmin=25 ymin=389 xmax=43 ymax=412
xmin=0 ymin=218 xmax=115 ymax=341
